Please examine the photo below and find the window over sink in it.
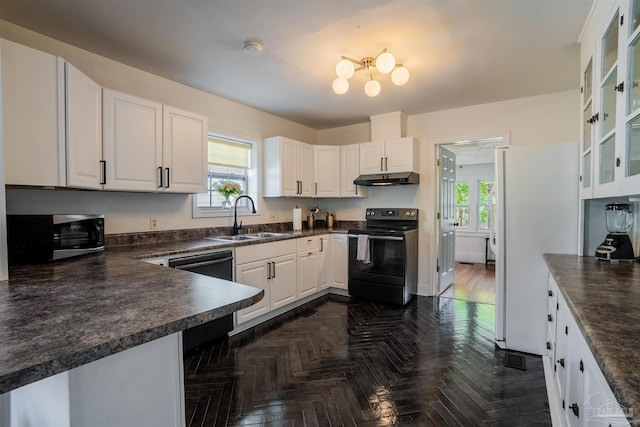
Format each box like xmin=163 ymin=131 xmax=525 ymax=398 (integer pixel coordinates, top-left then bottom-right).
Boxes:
xmin=192 ymin=134 xmax=259 ymax=218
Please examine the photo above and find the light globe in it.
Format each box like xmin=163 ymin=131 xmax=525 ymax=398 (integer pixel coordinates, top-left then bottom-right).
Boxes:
xmin=335 ymin=59 xmax=355 ymax=79
xmin=332 ymin=77 xmax=349 ymax=95
xmin=391 ymin=66 xmax=410 ymax=86
xmin=364 ymin=79 xmax=381 ymax=97
xmin=375 ymin=52 xmax=396 ymax=74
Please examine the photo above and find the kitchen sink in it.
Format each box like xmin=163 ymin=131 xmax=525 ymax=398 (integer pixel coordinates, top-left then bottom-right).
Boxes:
xmin=247 ymin=232 xmax=288 ymax=238
xmin=206 ymin=235 xmax=260 ymax=241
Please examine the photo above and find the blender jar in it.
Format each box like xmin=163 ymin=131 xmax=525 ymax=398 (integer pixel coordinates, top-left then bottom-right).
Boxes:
xmin=605 ymin=203 xmax=633 ymax=234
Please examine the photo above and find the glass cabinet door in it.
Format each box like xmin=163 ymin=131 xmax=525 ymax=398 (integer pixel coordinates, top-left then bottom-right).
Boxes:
xmin=582 ymin=152 xmax=592 ymax=189
xmin=599 ymin=135 xmax=616 ymax=184
xmin=627 ymin=115 xmax=640 ymax=177
xmin=583 ymin=101 xmax=593 ymax=152
xmin=603 ymin=12 xmax=619 ymax=75
xmin=601 ymin=71 xmax=618 ymax=137
xmin=628 ymin=35 xmax=640 ymax=114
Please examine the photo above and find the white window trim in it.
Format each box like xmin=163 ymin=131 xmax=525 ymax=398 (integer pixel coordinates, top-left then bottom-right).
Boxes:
xmin=192 ymin=132 xmax=260 ymax=219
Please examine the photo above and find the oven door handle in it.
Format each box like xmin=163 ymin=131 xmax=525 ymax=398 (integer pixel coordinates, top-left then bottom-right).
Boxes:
xmin=347 ymin=234 xmax=404 ymax=241
xmin=172 ymin=257 xmax=233 ymax=270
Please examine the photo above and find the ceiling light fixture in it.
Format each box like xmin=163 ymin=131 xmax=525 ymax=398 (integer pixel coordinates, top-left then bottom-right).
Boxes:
xmin=332 ymin=48 xmax=409 ymax=97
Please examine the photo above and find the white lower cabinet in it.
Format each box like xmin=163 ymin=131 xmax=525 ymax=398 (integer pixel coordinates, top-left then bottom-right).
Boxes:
xmin=269 ymin=253 xmax=297 ymax=310
xmin=296 ymin=236 xmax=321 ymax=299
xmin=331 ymin=234 xmax=348 ymax=289
xmin=235 ymin=240 xmax=297 ymax=324
xmin=318 ymin=235 xmax=331 ymax=290
xmin=546 ymin=275 xmax=630 ymax=427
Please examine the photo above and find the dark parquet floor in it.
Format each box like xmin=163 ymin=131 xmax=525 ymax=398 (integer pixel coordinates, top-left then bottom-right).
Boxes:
xmin=184 ymin=295 xmax=550 ymax=426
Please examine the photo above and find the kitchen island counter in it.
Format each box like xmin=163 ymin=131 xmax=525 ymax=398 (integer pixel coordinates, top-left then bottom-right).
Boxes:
xmin=544 ymin=254 xmax=640 ymax=425
xmin=0 ymin=251 xmax=263 ymax=395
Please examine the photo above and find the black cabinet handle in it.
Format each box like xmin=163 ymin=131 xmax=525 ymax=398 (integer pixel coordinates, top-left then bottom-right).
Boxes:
xmin=548 ymin=314 xmax=553 ymax=322
xmin=616 ymin=157 xmax=621 ymax=167
xmin=557 ymin=358 xmax=565 ymax=368
xmin=315 ymin=182 xmax=318 ymax=195
xmin=569 ymin=403 xmax=580 ymax=417
xmin=267 ymin=262 xmax=271 ymax=280
xmin=165 ymin=168 xmax=170 ymax=188
xmin=158 ymin=166 xmax=163 ymax=188
xmin=271 ymin=261 xmax=275 ymax=279
xmin=100 ymin=160 xmax=106 ymax=185
xmin=546 ymin=341 xmax=551 ymax=350
xmin=580 ymin=359 xmax=584 ymax=373
xmin=548 ymin=290 xmax=553 ymax=297
xmin=320 ymin=238 xmax=324 ymax=252
xmin=385 ymin=157 xmax=388 ymax=171
xmin=380 ymin=157 xmax=384 ymax=172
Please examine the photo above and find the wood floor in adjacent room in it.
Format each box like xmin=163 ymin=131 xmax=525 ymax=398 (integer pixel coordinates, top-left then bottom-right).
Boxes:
xmin=184 ymin=295 xmax=550 ymax=426
xmin=440 ymin=262 xmax=496 ymax=305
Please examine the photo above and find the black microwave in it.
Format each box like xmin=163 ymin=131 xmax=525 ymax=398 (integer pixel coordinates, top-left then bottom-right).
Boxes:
xmin=7 ymin=214 xmax=105 ymax=264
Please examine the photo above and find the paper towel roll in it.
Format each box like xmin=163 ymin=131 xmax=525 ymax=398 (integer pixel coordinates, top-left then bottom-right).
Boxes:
xmin=293 ymin=208 xmax=302 ymax=231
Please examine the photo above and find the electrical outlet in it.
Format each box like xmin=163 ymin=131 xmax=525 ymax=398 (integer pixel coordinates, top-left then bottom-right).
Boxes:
xmin=150 ymin=217 xmax=158 ymax=230
xmin=269 ymin=215 xmax=276 ymax=222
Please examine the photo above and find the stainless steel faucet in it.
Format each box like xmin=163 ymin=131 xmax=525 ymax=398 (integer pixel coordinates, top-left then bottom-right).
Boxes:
xmin=232 ymin=195 xmax=257 ymax=235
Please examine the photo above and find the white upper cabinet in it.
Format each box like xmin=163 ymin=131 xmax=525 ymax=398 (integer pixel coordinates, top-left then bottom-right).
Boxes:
xmin=340 ymin=143 xmax=366 ymax=197
xmin=359 ymin=137 xmax=419 ymax=174
xmin=1 ymin=39 xmax=65 ymax=187
xmin=313 ymin=145 xmax=340 ymax=198
xmin=65 ymin=62 xmax=102 ymax=190
xmin=102 ymin=89 xmax=162 ymax=192
xmin=264 ymin=136 xmax=314 ymax=197
xmin=162 ymin=105 xmax=208 ymax=193
xmin=582 ymin=0 xmax=640 ymax=198
xmin=104 ymin=96 xmax=207 ymax=193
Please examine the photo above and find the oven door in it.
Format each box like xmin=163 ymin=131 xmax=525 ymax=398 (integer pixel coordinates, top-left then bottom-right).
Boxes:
xmin=348 ymin=234 xmax=406 ymax=286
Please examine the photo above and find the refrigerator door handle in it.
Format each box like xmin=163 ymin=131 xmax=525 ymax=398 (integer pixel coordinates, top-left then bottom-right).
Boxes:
xmin=489 ymin=184 xmax=498 ymax=256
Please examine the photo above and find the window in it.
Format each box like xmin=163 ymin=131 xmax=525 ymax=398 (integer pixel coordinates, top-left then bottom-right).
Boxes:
xmin=478 ymin=180 xmax=494 ymax=229
xmin=193 ymin=135 xmax=258 ymax=217
xmin=454 ymin=179 xmax=494 ymax=232
xmin=455 ymin=181 xmax=469 ymax=229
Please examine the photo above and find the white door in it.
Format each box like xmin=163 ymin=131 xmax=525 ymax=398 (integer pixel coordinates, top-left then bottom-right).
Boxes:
xmin=235 ymin=260 xmax=270 ymax=323
xmin=270 ymin=253 xmax=297 ymax=310
xmin=317 ymin=236 xmax=331 ymax=290
xmin=298 ymin=142 xmax=314 ymax=196
xmin=102 ymin=89 xmax=162 ymax=191
xmin=331 ymin=234 xmax=348 ymax=289
xmin=65 ymin=62 xmax=102 ymax=189
xmin=313 ymin=146 xmax=340 ymax=197
xmin=438 ymin=146 xmax=456 ymax=293
xmin=296 ymin=251 xmax=318 ymax=299
xmin=359 ymin=141 xmax=385 ymax=174
xmin=340 ymin=144 xmax=365 ymax=197
xmin=162 ymin=106 xmax=208 ymax=193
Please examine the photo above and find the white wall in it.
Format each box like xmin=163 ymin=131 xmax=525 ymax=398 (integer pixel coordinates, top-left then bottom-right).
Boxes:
xmin=0 ymin=20 xmax=318 ymax=234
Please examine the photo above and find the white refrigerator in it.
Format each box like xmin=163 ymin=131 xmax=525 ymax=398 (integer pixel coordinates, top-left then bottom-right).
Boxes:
xmin=492 ymin=142 xmax=579 ymax=355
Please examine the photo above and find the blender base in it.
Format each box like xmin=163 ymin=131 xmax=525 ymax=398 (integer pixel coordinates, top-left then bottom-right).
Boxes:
xmin=595 ymin=234 xmax=635 ymax=261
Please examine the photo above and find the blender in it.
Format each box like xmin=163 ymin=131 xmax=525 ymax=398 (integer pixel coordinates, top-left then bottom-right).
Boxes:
xmin=595 ymin=203 xmax=635 ymax=261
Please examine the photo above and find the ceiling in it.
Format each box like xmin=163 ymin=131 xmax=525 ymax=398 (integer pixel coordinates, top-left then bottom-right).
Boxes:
xmin=0 ymin=1 xmax=593 ymax=130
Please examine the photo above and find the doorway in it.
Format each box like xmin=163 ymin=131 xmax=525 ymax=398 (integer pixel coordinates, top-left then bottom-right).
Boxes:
xmin=435 ymin=137 xmax=502 ymax=304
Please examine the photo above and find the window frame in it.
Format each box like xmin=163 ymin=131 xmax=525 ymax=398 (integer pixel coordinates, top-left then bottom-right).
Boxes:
xmin=192 ymin=133 xmax=260 ymax=219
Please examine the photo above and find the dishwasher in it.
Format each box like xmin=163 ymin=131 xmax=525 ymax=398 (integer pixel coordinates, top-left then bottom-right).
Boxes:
xmin=167 ymin=250 xmax=234 ymax=352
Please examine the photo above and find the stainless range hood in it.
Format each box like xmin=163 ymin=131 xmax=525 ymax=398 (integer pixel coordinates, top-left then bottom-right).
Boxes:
xmin=353 ymin=172 xmax=420 ymax=186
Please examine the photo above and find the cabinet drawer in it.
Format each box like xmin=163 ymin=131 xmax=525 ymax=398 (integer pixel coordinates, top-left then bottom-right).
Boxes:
xmin=296 ymin=236 xmax=323 ymax=253
xmin=236 ymin=239 xmax=296 ymax=264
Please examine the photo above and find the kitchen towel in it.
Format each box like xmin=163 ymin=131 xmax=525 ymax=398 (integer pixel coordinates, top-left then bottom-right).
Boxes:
xmin=293 ymin=208 xmax=302 ymax=231
xmin=356 ymin=234 xmax=370 ymax=264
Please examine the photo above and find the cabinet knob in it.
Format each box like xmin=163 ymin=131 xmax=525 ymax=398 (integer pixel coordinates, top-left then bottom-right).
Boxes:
xmin=557 ymin=358 xmax=565 ymax=368
xmin=615 ymin=82 xmax=624 ymax=93
xmin=548 ymin=314 xmax=553 ymax=322
xmin=548 ymin=290 xmax=553 ymax=297
xmin=616 ymin=157 xmax=621 ymax=167
xmin=546 ymin=341 xmax=551 ymax=350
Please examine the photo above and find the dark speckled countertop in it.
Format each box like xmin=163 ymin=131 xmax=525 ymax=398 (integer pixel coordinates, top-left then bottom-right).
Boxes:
xmin=544 ymin=254 xmax=640 ymax=425
xmin=0 ymin=228 xmax=350 ymax=395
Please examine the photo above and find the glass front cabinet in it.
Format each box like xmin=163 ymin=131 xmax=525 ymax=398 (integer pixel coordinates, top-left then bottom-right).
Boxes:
xmin=582 ymin=0 xmax=640 ymax=199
